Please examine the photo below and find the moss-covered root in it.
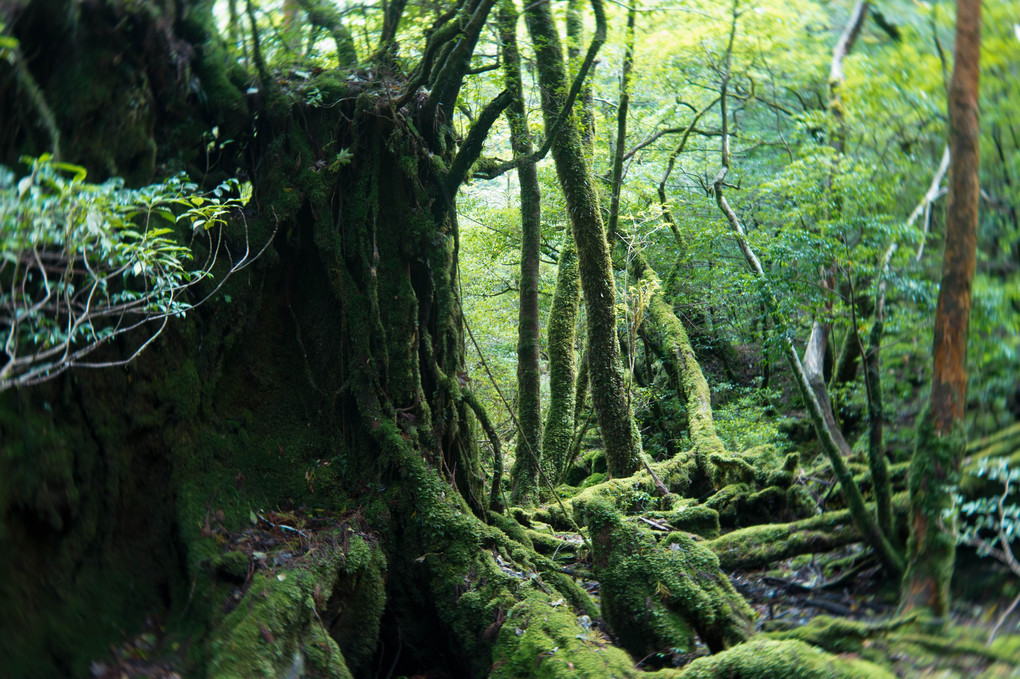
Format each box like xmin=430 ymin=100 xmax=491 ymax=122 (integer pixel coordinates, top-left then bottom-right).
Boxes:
xmin=676 ymin=638 xmax=895 ymax=679
xmin=579 ymin=498 xmax=754 ymax=658
xmin=207 ymin=533 xmax=385 ymax=679
xmin=490 ymin=592 xmax=648 ymax=679
xmin=705 ymin=507 xmax=860 ymax=570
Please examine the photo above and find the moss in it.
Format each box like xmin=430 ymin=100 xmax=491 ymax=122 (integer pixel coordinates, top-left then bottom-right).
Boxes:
xmin=577 ymin=498 xmax=752 ymax=659
xmin=208 ymin=567 xmax=353 ymax=679
xmin=0 ymin=371 xmax=182 ymax=678
xmin=767 ymin=615 xmax=894 ymax=655
xmin=212 ymin=551 xmax=251 ymax=582
xmin=490 ymin=592 xmax=644 ymax=679
xmin=703 ymin=481 xmax=813 ymax=529
xmin=705 ymin=507 xmax=859 ymax=570
xmin=322 ymin=533 xmax=387 ymax=674
xmin=677 ymin=638 xmax=895 ymax=679
xmin=755 ymin=451 xmax=800 ymax=488
xmin=523 ymin=528 xmax=578 ymax=557
xmin=158 ymin=358 xmax=201 ymax=420
xmin=647 ymin=502 xmax=721 ymax=538
xmin=0 ymin=402 xmax=79 ymax=532
xmin=902 ymin=408 xmax=965 ymax=615
xmin=207 ymin=531 xmax=385 ymax=679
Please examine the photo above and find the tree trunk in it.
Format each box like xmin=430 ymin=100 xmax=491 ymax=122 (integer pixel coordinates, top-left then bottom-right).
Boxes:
xmin=542 ymin=237 xmax=581 ymax=477
xmin=500 ymin=0 xmax=543 ymax=506
xmin=901 ymin=0 xmax=981 ymax=616
xmin=525 ymin=0 xmax=641 ymax=478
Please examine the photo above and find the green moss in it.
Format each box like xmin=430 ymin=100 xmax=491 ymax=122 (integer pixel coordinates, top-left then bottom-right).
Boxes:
xmin=212 ymin=551 xmax=251 ymax=582
xmin=322 ymin=533 xmax=388 ymax=674
xmin=705 ymin=507 xmax=859 ymax=570
xmin=491 ymin=592 xmax=643 ymax=679
xmin=647 ymin=502 xmax=721 ymax=538
xmin=208 ymin=532 xmax=385 ymax=679
xmin=677 ymin=638 xmax=895 ymax=679
xmin=0 ymin=403 xmax=79 ymax=532
xmin=577 ymin=498 xmax=753 ymax=659
xmin=208 ymin=566 xmax=353 ymax=679
xmin=158 ymin=358 xmax=201 ymax=420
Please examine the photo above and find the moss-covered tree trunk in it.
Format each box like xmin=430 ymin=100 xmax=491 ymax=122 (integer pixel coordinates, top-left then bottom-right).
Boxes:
xmin=542 ymin=237 xmax=581 ymax=477
xmin=901 ymin=0 xmax=981 ymax=616
xmin=500 ymin=0 xmax=543 ymax=506
xmin=540 ymin=0 xmax=592 ymax=480
xmin=0 ymin=1 xmax=513 ymax=674
xmin=525 ymin=0 xmax=641 ymax=478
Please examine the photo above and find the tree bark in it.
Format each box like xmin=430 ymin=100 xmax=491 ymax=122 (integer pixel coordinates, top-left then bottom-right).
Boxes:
xmin=901 ymin=0 xmax=981 ymax=616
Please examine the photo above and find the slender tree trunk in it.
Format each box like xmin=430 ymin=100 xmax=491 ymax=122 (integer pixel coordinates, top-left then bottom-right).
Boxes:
xmin=606 ymin=0 xmax=636 ymax=244
xmin=801 ymin=0 xmax=870 ymax=454
xmin=541 ymin=0 xmax=590 ymax=479
xmin=865 ymin=244 xmax=896 ymax=541
xmin=566 ymin=0 xmax=595 ymax=151
xmin=500 ymin=0 xmax=542 ymax=505
xmin=543 ymin=239 xmax=581 ymax=477
xmin=526 ymin=0 xmax=641 ymax=478
xmin=901 ymin=0 xmax=981 ymax=616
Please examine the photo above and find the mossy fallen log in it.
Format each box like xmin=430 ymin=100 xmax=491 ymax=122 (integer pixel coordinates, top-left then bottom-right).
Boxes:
xmin=706 ymin=492 xmax=911 ymax=570
xmin=766 ymin=614 xmax=1020 ymax=676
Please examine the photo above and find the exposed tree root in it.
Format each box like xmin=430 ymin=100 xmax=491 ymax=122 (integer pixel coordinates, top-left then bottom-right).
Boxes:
xmin=579 ymin=497 xmax=753 ymax=658
xmin=207 ymin=532 xmax=385 ymax=678
xmin=706 ymin=510 xmax=861 ymax=570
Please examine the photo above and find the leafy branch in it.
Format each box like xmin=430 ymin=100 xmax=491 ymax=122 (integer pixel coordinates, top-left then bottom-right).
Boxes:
xmin=0 ymin=156 xmax=268 ymax=391
xmin=954 ymin=459 xmax=1020 ymax=643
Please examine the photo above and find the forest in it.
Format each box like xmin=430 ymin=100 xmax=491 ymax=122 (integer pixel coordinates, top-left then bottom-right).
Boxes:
xmin=1 ymin=0 xmax=1019 ymax=676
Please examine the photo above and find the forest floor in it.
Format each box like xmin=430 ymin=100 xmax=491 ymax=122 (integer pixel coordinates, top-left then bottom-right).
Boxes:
xmin=87 ymin=501 xmax=1020 ymax=679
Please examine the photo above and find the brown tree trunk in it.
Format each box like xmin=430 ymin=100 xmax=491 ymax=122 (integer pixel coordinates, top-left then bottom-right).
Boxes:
xmin=901 ymin=0 xmax=981 ymax=616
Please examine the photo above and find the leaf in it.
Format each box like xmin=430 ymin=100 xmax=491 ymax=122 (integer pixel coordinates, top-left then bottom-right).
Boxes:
xmin=249 ymin=509 xmax=258 ymax=525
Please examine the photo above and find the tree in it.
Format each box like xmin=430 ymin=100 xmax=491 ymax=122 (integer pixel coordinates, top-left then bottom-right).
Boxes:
xmin=500 ymin=0 xmax=543 ymax=506
xmin=525 ymin=0 xmax=642 ymax=479
xmin=901 ymin=0 xmax=982 ymax=616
